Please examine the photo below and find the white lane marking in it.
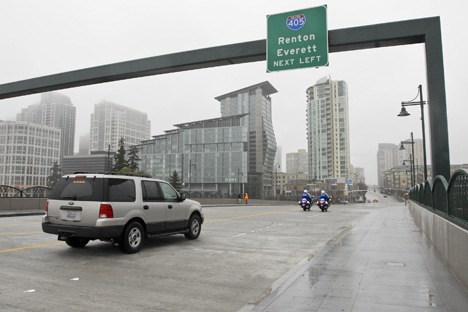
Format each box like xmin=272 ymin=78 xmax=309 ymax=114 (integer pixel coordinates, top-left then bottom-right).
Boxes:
xmin=232 ymin=233 xmax=247 ymax=238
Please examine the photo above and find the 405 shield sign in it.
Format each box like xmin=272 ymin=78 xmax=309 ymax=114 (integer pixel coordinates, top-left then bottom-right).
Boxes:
xmin=286 ymin=14 xmax=306 ymax=30
xmin=267 ymin=5 xmax=328 ymax=72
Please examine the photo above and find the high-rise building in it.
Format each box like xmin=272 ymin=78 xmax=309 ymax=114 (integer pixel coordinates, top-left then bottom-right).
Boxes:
xmin=377 ymin=137 xmax=425 ymax=188
xmin=16 ymin=92 xmax=76 ymax=160
xmin=286 ymin=149 xmax=308 ymax=174
xmin=306 ymin=77 xmax=350 ymax=180
xmin=377 ymin=143 xmax=399 ymax=188
xmin=78 ymin=133 xmax=90 ymax=155
xmin=351 ymin=165 xmax=366 ymax=184
xmin=274 ymin=145 xmax=283 ymax=170
xmin=138 ymin=81 xmax=277 ymax=199
xmin=215 ymin=81 xmax=277 ymax=199
xmin=0 ymin=121 xmax=61 ymax=187
xmin=89 ymin=100 xmax=151 ymax=153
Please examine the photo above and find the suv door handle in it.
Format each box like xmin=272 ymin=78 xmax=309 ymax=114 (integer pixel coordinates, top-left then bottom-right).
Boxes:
xmin=168 ymin=205 xmax=173 ymax=209
xmin=143 ymin=205 xmax=149 ymax=210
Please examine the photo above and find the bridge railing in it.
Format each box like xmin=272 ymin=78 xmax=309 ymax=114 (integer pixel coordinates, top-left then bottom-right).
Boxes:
xmin=409 ymin=169 xmax=468 ymax=230
xmin=0 ymin=185 xmax=52 ymax=198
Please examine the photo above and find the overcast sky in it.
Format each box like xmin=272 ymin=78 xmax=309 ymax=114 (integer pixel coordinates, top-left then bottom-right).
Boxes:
xmin=1 ymin=0 xmax=466 ymax=185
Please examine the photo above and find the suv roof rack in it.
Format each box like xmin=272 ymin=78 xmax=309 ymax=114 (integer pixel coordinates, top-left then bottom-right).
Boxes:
xmin=104 ymin=172 xmax=153 ymax=178
xmin=72 ymin=172 xmax=152 ymax=178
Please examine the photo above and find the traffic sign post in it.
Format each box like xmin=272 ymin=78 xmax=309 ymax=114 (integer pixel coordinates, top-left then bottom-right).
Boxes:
xmin=267 ymin=6 xmax=328 ymax=72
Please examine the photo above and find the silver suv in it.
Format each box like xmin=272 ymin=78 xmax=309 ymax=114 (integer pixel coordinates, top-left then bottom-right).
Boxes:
xmin=42 ymin=173 xmax=203 ymax=253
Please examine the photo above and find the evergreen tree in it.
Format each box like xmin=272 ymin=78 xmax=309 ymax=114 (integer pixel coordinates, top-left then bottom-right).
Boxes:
xmin=113 ymin=137 xmax=128 ymax=172
xmin=47 ymin=161 xmax=62 ymax=188
xmin=169 ymin=170 xmax=183 ymax=192
xmin=127 ymin=146 xmax=141 ymax=172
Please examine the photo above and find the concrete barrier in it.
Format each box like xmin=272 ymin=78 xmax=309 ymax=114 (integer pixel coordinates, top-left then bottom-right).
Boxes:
xmin=0 ymin=198 xmax=46 ymax=211
xmin=0 ymin=197 xmax=294 ymax=212
xmin=194 ymin=198 xmax=294 ymax=206
xmin=409 ymin=201 xmax=468 ymax=290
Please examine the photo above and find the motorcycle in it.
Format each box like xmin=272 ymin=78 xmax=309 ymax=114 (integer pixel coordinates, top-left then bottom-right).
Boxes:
xmin=317 ymin=197 xmax=329 ymax=212
xmin=299 ymin=196 xmax=312 ymax=211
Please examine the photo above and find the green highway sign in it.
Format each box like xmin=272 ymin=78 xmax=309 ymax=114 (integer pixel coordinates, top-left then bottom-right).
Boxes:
xmin=267 ymin=5 xmax=328 ymax=72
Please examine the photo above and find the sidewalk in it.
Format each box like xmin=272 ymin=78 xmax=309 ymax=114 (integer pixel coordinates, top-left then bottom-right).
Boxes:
xmin=249 ymin=205 xmax=468 ymax=312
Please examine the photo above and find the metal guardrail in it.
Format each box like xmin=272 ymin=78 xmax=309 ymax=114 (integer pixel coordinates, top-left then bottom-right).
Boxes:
xmin=0 ymin=185 xmax=52 ymax=198
xmin=409 ymin=169 xmax=468 ymax=230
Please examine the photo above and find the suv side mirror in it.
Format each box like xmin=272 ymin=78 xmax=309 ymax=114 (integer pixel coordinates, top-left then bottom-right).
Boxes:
xmin=179 ymin=193 xmax=186 ymax=201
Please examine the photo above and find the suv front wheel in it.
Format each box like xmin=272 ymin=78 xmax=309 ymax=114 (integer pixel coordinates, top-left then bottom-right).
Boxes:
xmin=120 ymin=221 xmax=145 ymax=254
xmin=184 ymin=214 xmax=201 ymax=240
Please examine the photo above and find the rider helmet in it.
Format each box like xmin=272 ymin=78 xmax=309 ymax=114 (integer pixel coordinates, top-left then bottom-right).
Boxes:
xmin=321 ymin=190 xmax=325 ymax=194
xmin=304 ymin=189 xmax=307 ymax=193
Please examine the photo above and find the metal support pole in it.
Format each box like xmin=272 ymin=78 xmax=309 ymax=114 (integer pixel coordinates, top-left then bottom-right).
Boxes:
xmin=418 ymin=85 xmax=428 ymax=181
xmin=410 ymin=132 xmax=416 ymax=186
xmin=238 ymin=168 xmax=241 ymax=195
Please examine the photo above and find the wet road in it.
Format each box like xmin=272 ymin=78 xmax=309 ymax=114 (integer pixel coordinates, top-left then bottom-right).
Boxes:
xmin=1 ymin=194 xmax=390 ymax=311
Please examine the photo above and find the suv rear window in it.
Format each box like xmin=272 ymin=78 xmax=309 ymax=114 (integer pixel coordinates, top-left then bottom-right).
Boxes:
xmin=49 ymin=177 xmax=136 ymax=202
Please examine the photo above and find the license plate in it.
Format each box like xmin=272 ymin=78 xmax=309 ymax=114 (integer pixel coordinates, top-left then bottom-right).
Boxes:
xmin=60 ymin=206 xmax=82 ymax=221
xmin=61 ymin=210 xmax=81 ymax=221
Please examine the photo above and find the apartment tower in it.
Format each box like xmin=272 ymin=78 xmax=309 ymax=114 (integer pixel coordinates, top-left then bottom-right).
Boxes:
xmin=0 ymin=121 xmax=61 ymax=187
xmin=306 ymin=77 xmax=350 ymax=180
xmin=89 ymin=101 xmax=151 ymax=153
xmin=16 ymin=92 xmax=76 ymax=160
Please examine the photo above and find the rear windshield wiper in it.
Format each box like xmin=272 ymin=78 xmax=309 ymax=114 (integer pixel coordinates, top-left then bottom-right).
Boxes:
xmin=61 ymin=196 xmax=77 ymax=200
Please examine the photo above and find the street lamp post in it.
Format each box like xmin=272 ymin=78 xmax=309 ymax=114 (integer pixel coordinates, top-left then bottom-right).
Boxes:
xmin=275 ymin=164 xmax=280 ymax=200
xmin=402 ymin=159 xmax=414 ymax=187
xmin=237 ymin=168 xmax=244 ymax=196
xmin=400 ymin=132 xmax=416 ymax=186
xmin=397 ymin=84 xmax=428 ymax=181
xmin=189 ymin=158 xmax=196 ymax=194
xmin=296 ymin=173 xmax=299 ymax=196
xmin=238 ymin=168 xmax=240 ymax=195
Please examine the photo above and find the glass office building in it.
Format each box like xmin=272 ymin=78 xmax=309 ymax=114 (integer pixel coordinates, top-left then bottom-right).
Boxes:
xmin=215 ymin=81 xmax=277 ymax=199
xmin=138 ymin=81 xmax=277 ymax=199
xmin=139 ymin=114 xmax=248 ymax=196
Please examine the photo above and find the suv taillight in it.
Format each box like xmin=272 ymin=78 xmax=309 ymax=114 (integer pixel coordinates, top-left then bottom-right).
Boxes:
xmin=99 ymin=204 xmax=114 ymax=218
xmin=45 ymin=201 xmax=49 ymax=215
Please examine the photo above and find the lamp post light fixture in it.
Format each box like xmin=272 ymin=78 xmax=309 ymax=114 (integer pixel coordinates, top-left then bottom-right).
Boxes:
xmin=400 ymin=132 xmax=416 ymax=186
xmin=397 ymin=84 xmax=428 ymax=181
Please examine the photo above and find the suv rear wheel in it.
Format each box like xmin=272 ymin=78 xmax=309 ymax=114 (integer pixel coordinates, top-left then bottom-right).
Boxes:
xmin=119 ymin=221 xmax=145 ymax=254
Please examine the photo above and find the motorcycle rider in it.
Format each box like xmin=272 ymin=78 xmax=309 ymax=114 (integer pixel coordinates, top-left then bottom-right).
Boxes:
xmin=302 ymin=189 xmax=312 ymax=203
xmin=319 ymin=190 xmax=330 ymax=203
